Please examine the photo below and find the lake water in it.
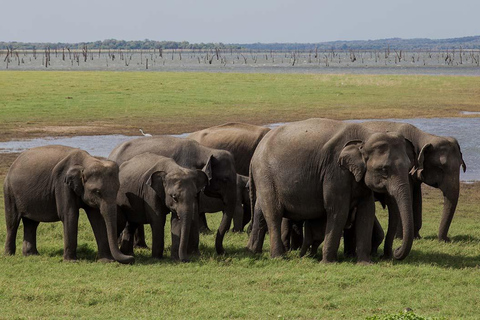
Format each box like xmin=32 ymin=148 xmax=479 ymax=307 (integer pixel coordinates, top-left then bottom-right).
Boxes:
xmin=0 ymin=118 xmax=478 ymax=181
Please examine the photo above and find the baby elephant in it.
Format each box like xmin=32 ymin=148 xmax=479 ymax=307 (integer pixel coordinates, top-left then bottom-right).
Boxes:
xmin=198 ymin=174 xmax=250 ymax=233
xmin=3 ymin=145 xmax=134 ymax=264
xmin=116 ymin=153 xmax=208 ymax=261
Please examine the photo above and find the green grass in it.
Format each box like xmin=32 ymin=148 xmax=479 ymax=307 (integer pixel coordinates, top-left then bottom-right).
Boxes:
xmin=0 ymin=183 xmax=479 ymax=319
xmin=1 ymin=71 xmax=479 ymax=139
xmin=0 ymin=71 xmax=479 ymax=319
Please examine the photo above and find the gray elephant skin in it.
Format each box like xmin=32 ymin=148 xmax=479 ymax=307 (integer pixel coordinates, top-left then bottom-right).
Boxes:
xmin=198 ymin=174 xmax=250 ymax=233
xmin=188 ymin=122 xmax=270 ymax=231
xmin=116 ymin=153 xmax=208 ymax=261
xmin=4 ymin=145 xmax=134 ymax=264
xmin=361 ymin=121 xmax=466 ymax=241
xmin=247 ymin=118 xmax=415 ymax=263
xmin=187 ymin=122 xmax=271 ymax=176
xmin=108 ymin=135 xmax=237 ymax=255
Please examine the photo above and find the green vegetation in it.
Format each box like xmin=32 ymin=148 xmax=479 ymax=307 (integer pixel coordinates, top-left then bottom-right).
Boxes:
xmin=0 ymin=71 xmax=479 ymax=318
xmin=0 ymin=71 xmax=479 ymax=139
xmin=0 ymin=182 xmax=479 ymax=319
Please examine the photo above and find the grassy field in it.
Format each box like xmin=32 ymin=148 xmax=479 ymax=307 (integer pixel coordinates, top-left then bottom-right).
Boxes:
xmin=0 ymin=71 xmax=479 ymax=319
xmin=1 ymin=71 xmax=479 ymax=140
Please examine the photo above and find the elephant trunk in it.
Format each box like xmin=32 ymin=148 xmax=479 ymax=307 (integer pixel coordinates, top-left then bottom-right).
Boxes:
xmin=101 ymin=203 xmax=135 ymax=264
xmin=438 ymin=179 xmax=460 ymax=242
xmin=178 ymin=212 xmax=193 ymax=262
xmin=389 ymin=182 xmax=414 ymax=260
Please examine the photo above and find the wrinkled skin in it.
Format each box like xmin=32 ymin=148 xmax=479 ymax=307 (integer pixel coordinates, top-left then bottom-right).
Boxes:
xmin=116 ymin=153 xmax=208 ymax=261
xmin=361 ymin=121 xmax=466 ymax=242
xmin=198 ymin=174 xmax=250 ymax=233
xmin=247 ymin=118 xmax=415 ymax=263
xmin=109 ymin=135 xmax=237 ymax=255
xmin=188 ymin=122 xmax=270 ymax=231
xmin=4 ymin=146 xmax=134 ymax=264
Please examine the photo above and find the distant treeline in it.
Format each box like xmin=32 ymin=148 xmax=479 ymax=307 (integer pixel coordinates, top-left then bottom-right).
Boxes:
xmin=235 ymin=36 xmax=480 ymax=51
xmin=0 ymin=39 xmax=241 ymax=50
xmin=2 ymin=35 xmax=480 ymax=51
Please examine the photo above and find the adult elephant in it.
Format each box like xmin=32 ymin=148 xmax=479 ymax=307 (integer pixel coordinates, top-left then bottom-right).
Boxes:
xmin=361 ymin=121 xmax=466 ymax=241
xmin=247 ymin=118 xmax=415 ymax=263
xmin=188 ymin=122 xmax=270 ymax=231
xmin=116 ymin=153 xmax=208 ymax=261
xmin=187 ymin=122 xmax=271 ymax=176
xmin=108 ymin=135 xmax=237 ymax=255
xmin=4 ymin=146 xmax=134 ymax=264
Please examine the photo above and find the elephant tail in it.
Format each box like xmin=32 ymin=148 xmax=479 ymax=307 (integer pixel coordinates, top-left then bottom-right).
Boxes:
xmin=248 ymin=163 xmax=256 ymax=226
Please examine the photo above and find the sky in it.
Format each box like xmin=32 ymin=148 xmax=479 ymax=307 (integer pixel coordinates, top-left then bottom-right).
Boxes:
xmin=2 ymin=0 xmax=479 ymax=44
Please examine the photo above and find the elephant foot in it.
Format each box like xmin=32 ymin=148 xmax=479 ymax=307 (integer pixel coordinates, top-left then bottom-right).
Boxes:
xmin=23 ymin=249 xmax=39 ymax=256
xmin=134 ymin=242 xmax=149 ymax=249
xmin=439 ymin=235 xmax=451 ymax=242
xmin=414 ymin=233 xmax=422 ymax=240
xmin=320 ymin=259 xmax=337 ymax=264
xmin=199 ymin=227 xmax=212 ymax=235
xmin=357 ymin=259 xmax=373 ymax=266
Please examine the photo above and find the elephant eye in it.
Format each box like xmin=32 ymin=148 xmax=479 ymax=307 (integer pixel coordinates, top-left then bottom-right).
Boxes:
xmin=94 ymin=189 xmax=102 ymax=196
xmin=171 ymin=194 xmax=178 ymax=202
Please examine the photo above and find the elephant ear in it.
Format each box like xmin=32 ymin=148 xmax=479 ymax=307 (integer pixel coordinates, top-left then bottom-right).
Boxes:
xmin=404 ymin=138 xmax=417 ymax=170
xmin=146 ymin=170 xmax=167 ymax=192
xmin=451 ymin=138 xmax=467 ymax=173
xmin=412 ymin=143 xmax=432 ymax=181
xmin=202 ymin=155 xmax=214 ymax=185
xmin=64 ymin=165 xmax=85 ymax=196
xmin=194 ymin=170 xmax=209 ymax=192
xmin=338 ymin=140 xmax=366 ymax=183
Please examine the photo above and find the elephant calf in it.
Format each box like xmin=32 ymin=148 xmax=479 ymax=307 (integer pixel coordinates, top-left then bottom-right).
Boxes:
xmin=3 ymin=145 xmax=134 ymax=264
xmin=199 ymin=174 xmax=250 ymax=233
xmin=116 ymin=153 xmax=208 ymax=261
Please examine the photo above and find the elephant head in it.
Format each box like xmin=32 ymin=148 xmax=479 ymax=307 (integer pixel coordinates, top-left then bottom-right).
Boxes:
xmin=147 ymin=168 xmax=208 ymax=261
xmin=65 ymin=159 xmax=134 ymax=264
xmin=201 ymin=151 xmax=238 ymax=254
xmin=411 ymin=137 xmax=466 ymax=241
xmin=339 ymin=132 xmax=414 ymax=260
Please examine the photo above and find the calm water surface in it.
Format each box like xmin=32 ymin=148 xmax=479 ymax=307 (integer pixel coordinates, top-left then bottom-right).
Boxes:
xmin=0 ymin=118 xmax=478 ymax=181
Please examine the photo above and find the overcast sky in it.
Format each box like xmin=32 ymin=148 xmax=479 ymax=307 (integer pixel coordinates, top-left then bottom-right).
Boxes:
xmin=2 ymin=0 xmax=479 ymax=43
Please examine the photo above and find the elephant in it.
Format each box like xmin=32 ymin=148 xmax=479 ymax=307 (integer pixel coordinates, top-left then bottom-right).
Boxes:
xmin=361 ymin=121 xmax=466 ymax=241
xmin=187 ymin=122 xmax=271 ymax=176
xmin=3 ymin=145 xmax=134 ymax=264
xmin=116 ymin=153 xmax=208 ymax=261
xmin=281 ymin=218 xmax=304 ymax=251
xmin=247 ymin=118 xmax=415 ymax=263
xmin=300 ymin=218 xmax=325 ymax=257
xmin=108 ymin=135 xmax=237 ymax=255
xmin=188 ymin=122 xmax=270 ymax=231
xmin=198 ymin=174 xmax=250 ymax=233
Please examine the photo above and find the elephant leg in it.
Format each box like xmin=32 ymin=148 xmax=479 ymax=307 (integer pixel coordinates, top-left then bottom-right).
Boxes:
xmin=4 ymin=196 xmax=21 ymax=255
xmin=371 ymin=217 xmax=385 ymax=256
xmin=246 ymin=201 xmax=267 ymax=253
xmin=85 ymin=208 xmax=114 ymax=262
xmin=62 ymin=211 xmax=80 ymax=261
xmin=151 ymin=214 xmax=166 ymax=259
xmin=290 ymin=221 xmax=304 ymax=250
xmin=260 ymin=197 xmax=285 ymax=258
xmin=134 ymin=225 xmax=149 ymax=249
xmin=412 ymin=182 xmax=422 ymax=239
xmin=232 ymin=203 xmax=244 ymax=232
xmin=323 ymin=198 xmax=350 ymax=263
xmin=120 ymin=221 xmax=137 ymax=256
xmin=22 ymin=217 xmax=40 ymax=256
xmin=198 ymin=212 xmax=210 ymax=234
xmin=354 ymin=198 xmax=375 ymax=264
xmin=281 ymin=218 xmax=292 ymax=251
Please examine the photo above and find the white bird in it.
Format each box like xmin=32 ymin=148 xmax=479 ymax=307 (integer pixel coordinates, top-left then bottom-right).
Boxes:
xmin=139 ymin=128 xmax=152 ymax=137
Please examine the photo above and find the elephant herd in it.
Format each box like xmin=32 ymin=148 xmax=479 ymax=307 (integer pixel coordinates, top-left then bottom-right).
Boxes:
xmin=3 ymin=119 xmax=466 ymax=264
